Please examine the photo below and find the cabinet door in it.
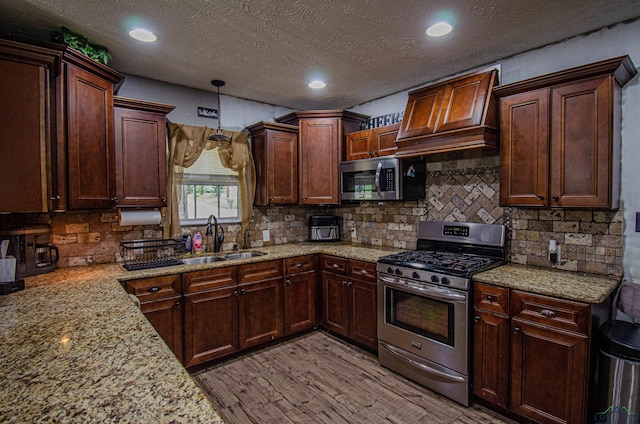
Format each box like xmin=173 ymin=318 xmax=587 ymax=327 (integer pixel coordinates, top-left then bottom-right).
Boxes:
xmin=499 ymin=89 xmax=550 ymax=207
xmin=436 ymin=71 xmax=494 ymax=133
xmin=0 ymin=57 xmax=51 ymax=213
xmin=321 ymin=271 xmax=350 ymax=337
xmin=372 ymin=123 xmax=399 ymax=157
xmin=345 ymin=129 xmax=373 ymax=160
xmin=550 ymin=76 xmax=613 ymax=208
xmin=284 ymin=271 xmax=317 ymax=335
xmin=114 ymin=107 xmax=167 ymax=207
xmin=349 ymin=278 xmax=377 ymax=350
xmin=473 ymin=310 xmax=509 ymax=408
xmin=66 ymin=63 xmax=116 ymax=209
xmin=398 ymin=85 xmax=446 ymax=139
xmin=266 ymin=128 xmax=298 ymax=205
xmin=510 ymin=319 xmax=588 ymax=424
xmin=238 ymin=277 xmax=284 ymax=349
xmin=299 ymin=118 xmax=341 ymax=204
xmin=183 ymin=286 xmax=239 ymax=367
xmin=141 ymin=296 xmax=183 ymax=362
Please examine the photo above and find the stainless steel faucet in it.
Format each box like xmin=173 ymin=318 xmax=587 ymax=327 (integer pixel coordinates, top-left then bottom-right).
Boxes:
xmin=206 ymin=214 xmax=222 ymax=252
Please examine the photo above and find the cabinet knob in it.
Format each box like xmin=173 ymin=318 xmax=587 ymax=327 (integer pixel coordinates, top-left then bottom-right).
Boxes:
xmin=148 ymin=286 xmax=161 ymax=293
xmin=346 ymin=281 xmax=353 ymax=287
xmin=333 ymin=263 xmax=339 ymax=268
xmin=537 ymin=195 xmax=544 ymax=201
xmin=552 ymin=196 xmax=559 ymax=202
xmin=486 ymin=295 xmax=493 ymax=302
xmin=240 ymin=288 xmax=246 ymax=295
xmin=296 ymin=263 xmax=303 ymax=268
xmin=303 ymin=197 xmax=307 ymax=201
xmin=474 ymin=315 xmax=480 ymax=323
xmin=539 ymin=309 xmax=558 ymax=319
xmin=368 ymin=151 xmax=372 ymax=157
xmin=175 ymin=301 xmax=180 ymax=309
xmin=360 ymin=269 xmax=368 ymax=275
xmin=111 ymin=197 xmax=119 ymax=203
xmin=372 ymin=151 xmax=378 ymax=156
xmin=161 ymin=196 xmax=167 ymax=204
xmin=286 ymin=279 xmax=292 ymax=285
xmin=514 ymin=327 xmax=521 ymax=334
xmin=51 ymin=195 xmax=61 ymax=201
xmin=233 ymin=290 xmax=239 ymax=297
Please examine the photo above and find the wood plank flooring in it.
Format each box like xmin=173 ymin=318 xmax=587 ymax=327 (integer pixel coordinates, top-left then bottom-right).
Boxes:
xmin=191 ymin=332 xmax=516 ymax=424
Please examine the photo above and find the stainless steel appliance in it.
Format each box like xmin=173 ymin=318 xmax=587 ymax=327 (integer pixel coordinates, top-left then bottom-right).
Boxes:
xmin=0 ymin=224 xmax=59 ymax=279
xmin=340 ymin=156 xmax=425 ymax=201
xmin=309 ymin=215 xmax=342 ymax=241
xmin=377 ymin=221 xmax=506 ymax=406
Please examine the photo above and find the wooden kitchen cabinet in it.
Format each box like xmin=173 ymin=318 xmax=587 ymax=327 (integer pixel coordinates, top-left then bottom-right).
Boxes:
xmin=60 ymin=49 xmax=123 ymax=209
xmin=123 ymin=274 xmax=183 ymax=362
xmin=114 ymin=97 xmax=175 ymax=208
xmin=345 ymin=123 xmax=400 ymax=160
xmin=473 ymin=282 xmax=592 ymax=424
xmin=321 ymin=255 xmax=378 ymax=351
xmin=248 ymin=121 xmax=299 ymax=205
xmin=283 ymin=255 xmax=317 ymax=335
xmin=395 ymin=69 xmax=498 ymax=157
xmin=182 ymin=266 xmax=239 ymax=367
xmin=276 ymin=110 xmax=368 ymax=205
xmin=495 ymin=56 xmax=636 ymax=209
xmin=0 ymin=39 xmax=59 ymax=213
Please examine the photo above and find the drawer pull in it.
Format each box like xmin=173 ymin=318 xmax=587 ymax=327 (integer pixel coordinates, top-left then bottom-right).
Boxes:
xmin=286 ymin=279 xmax=292 ymax=285
xmin=332 ymin=263 xmax=339 ymax=268
xmin=539 ymin=309 xmax=558 ymax=319
xmin=296 ymin=263 xmax=303 ymax=268
xmin=148 ymin=286 xmax=161 ymax=293
xmin=486 ymin=295 xmax=493 ymax=302
xmin=514 ymin=327 xmax=521 ymax=334
xmin=474 ymin=315 xmax=480 ymax=323
xmin=360 ymin=269 xmax=368 ymax=275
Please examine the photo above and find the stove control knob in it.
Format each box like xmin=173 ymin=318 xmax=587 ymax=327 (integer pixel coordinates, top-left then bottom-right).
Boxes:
xmin=394 ymin=268 xmax=403 ymax=276
xmin=441 ymin=277 xmax=451 ymax=286
xmin=412 ymin=271 xmax=420 ymax=279
xmin=387 ymin=267 xmax=394 ymax=274
xmin=430 ymin=275 xmax=439 ymax=283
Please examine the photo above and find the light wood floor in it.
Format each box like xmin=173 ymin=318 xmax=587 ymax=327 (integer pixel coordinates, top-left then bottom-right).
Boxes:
xmin=191 ymin=332 xmax=516 ymax=424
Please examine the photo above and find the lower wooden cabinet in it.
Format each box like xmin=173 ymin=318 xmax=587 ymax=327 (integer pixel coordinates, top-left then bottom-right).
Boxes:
xmin=284 ymin=255 xmax=317 ymax=335
xmin=473 ymin=282 xmax=591 ymax=424
xmin=321 ymin=255 xmax=378 ymax=351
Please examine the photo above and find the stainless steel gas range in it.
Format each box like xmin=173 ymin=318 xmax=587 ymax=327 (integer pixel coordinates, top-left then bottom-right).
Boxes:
xmin=377 ymin=221 xmax=506 ymax=406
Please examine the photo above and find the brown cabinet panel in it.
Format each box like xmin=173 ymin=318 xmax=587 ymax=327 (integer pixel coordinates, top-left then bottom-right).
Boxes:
xmin=398 ymin=85 xmax=445 ymax=139
xmin=349 ymin=260 xmax=377 ymax=284
xmin=66 ymin=63 xmax=116 ymax=209
xmin=345 ymin=129 xmax=372 ymax=160
xmin=499 ymin=89 xmax=550 ymax=207
xmin=345 ymin=124 xmax=399 ymax=161
xmin=284 ymin=271 xmax=317 ymax=335
xmin=474 ymin=283 xmax=510 ymax=316
xmin=373 ymin=123 xmax=400 ymax=157
xmin=299 ymin=118 xmax=341 ymax=204
xmin=183 ymin=266 xmax=237 ymax=293
xmin=238 ymin=278 xmax=284 ymax=349
xmin=321 ymin=255 xmax=348 ymax=275
xmin=183 ymin=286 xmax=239 ymax=367
xmin=140 ymin=296 xmax=183 ymax=362
xmin=284 ymin=255 xmax=316 ymax=275
xmin=472 ymin=310 xmax=509 ymax=408
xmin=510 ymin=319 xmax=588 ymax=424
xmin=124 ymin=274 xmax=182 ymax=302
xmin=238 ymin=259 xmax=283 ymax=283
xmin=349 ymin=278 xmax=377 ymax=350
xmin=322 ymin=271 xmax=350 ymax=337
xmin=512 ymin=290 xmax=590 ymax=335
xmin=436 ymin=71 xmax=495 ymax=133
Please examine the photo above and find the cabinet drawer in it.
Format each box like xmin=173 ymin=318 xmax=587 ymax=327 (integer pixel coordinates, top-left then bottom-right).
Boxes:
xmin=239 ymin=259 xmax=283 ymax=283
xmin=124 ymin=274 xmax=181 ymax=302
xmin=349 ymin=260 xmax=377 ymax=283
xmin=284 ymin=255 xmax=316 ymax=275
xmin=183 ymin=266 xmax=237 ymax=293
xmin=321 ymin=255 xmax=348 ymax=275
xmin=474 ymin=283 xmax=509 ymax=316
xmin=512 ymin=290 xmax=590 ymax=335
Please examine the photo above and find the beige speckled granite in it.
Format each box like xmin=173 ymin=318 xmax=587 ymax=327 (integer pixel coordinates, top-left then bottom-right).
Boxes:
xmin=473 ymin=264 xmax=620 ymax=304
xmin=0 ymin=242 xmax=398 ymax=423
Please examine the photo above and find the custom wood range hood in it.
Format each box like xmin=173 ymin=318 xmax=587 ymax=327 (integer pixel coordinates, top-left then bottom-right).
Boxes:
xmin=394 ymin=69 xmax=499 ymax=158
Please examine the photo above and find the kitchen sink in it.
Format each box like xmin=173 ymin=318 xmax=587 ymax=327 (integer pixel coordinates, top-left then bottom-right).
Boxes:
xmin=223 ymin=251 xmax=266 ymax=260
xmin=181 ymin=255 xmax=227 ymax=265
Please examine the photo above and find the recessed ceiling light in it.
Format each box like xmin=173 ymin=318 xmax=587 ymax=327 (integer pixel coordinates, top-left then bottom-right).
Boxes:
xmin=129 ymin=28 xmax=157 ymax=42
xmin=426 ymin=22 xmax=453 ymax=37
xmin=308 ymin=80 xmax=326 ymax=89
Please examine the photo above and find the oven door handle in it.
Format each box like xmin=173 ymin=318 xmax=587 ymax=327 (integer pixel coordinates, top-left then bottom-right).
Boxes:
xmin=374 ymin=160 xmax=383 ymax=199
xmin=380 ymin=342 xmax=466 ymax=383
xmin=378 ymin=275 xmax=466 ymax=302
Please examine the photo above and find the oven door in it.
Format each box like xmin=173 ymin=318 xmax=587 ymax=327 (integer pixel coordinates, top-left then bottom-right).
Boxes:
xmin=377 ymin=273 xmax=469 ymax=375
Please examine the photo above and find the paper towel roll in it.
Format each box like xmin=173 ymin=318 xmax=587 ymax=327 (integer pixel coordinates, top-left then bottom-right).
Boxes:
xmin=119 ymin=210 xmax=162 ymax=226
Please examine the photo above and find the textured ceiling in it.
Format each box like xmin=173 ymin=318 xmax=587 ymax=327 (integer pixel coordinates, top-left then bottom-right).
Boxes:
xmin=1 ymin=0 xmax=640 ymax=110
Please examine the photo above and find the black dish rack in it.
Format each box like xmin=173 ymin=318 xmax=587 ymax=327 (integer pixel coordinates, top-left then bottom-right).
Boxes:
xmin=120 ymin=239 xmax=185 ymax=271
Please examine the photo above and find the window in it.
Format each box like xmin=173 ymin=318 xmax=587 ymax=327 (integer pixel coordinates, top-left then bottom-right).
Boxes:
xmin=178 ymin=148 xmax=240 ymax=224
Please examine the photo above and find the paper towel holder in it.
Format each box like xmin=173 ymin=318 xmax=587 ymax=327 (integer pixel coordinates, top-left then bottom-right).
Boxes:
xmin=118 ymin=209 xmax=163 ymax=226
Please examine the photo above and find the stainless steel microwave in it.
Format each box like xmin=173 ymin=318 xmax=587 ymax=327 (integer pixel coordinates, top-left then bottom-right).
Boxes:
xmin=340 ymin=157 xmax=426 ymax=201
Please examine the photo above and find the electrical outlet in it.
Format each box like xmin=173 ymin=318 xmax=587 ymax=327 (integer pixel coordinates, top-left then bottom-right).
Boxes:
xmin=262 ymin=229 xmax=270 ymax=242
xmin=549 ymin=244 xmax=561 ymax=264
xmin=351 ymin=228 xmax=356 ymax=238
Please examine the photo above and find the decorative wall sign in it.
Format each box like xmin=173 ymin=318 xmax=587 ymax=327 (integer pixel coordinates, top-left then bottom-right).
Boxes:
xmin=197 ymin=107 xmax=218 ymax=119
xmin=360 ymin=111 xmax=404 ymax=130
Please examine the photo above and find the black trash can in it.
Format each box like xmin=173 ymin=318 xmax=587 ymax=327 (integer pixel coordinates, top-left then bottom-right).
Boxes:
xmin=595 ymin=320 xmax=640 ymax=424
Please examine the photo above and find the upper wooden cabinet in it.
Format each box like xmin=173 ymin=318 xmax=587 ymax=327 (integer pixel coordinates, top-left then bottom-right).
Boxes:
xmin=277 ymin=110 xmax=368 ymax=205
xmin=0 ymin=39 xmax=60 ymax=213
xmin=495 ymin=56 xmax=636 ymax=209
xmin=345 ymin=123 xmax=399 ymax=161
xmin=53 ymin=48 xmax=124 ymax=209
xmin=114 ymin=97 xmax=175 ymax=208
xmin=395 ymin=69 xmax=499 ymax=158
xmin=248 ymin=121 xmax=298 ymax=206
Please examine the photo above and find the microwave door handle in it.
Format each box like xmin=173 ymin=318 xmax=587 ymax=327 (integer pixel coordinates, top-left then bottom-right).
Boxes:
xmin=374 ymin=161 xmax=383 ymax=198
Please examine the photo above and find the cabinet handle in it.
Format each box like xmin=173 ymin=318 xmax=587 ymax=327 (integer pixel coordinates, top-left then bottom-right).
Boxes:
xmin=296 ymin=263 xmax=303 ymax=268
xmin=303 ymin=197 xmax=307 ymax=201
xmin=51 ymin=195 xmax=61 ymax=201
xmin=286 ymin=279 xmax=292 ymax=285
xmin=111 ymin=197 xmax=119 ymax=204
xmin=475 ymin=315 xmax=480 ymax=323
xmin=539 ymin=309 xmax=558 ymax=319
xmin=486 ymin=295 xmax=493 ymax=302
xmin=346 ymin=281 xmax=353 ymax=287
xmin=537 ymin=195 xmax=544 ymax=201
xmin=552 ymin=196 xmax=559 ymax=202
xmin=514 ymin=327 xmax=521 ymax=334
xmin=175 ymin=301 xmax=180 ymax=309
xmin=233 ymin=290 xmax=238 ymax=296
xmin=241 ymin=288 xmax=246 ymax=295
xmin=372 ymin=151 xmax=378 ymax=156
xmin=360 ymin=269 xmax=368 ymax=275
xmin=332 ymin=263 xmax=339 ymax=269
xmin=368 ymin=151 xmax=372 ymax=157
xmin=148 ymin=286 xmax=161 ymax=293
xmin=161 ymin=196 xmax=167 ymax=203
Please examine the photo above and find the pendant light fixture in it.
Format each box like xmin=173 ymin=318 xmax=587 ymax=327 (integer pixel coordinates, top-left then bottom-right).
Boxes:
xmin=208 ymin=79 xmax=231 ymax=142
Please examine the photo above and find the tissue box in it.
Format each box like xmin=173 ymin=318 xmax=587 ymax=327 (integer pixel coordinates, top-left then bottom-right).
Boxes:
xmin=0 ymin=256 xmax=17 ymax=283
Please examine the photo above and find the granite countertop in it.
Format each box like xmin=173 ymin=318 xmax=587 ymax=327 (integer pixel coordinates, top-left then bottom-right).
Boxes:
xmin=473 ymin=263 xmax=620 ymax=304
xmin=0 ymin=242 xmax=398 ymax=423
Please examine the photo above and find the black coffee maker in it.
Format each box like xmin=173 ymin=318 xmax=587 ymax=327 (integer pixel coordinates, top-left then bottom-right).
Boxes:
xmin=0 ymin=224 xmax=59 ymax=280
